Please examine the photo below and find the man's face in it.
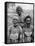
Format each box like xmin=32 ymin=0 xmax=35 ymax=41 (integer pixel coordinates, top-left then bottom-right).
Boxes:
xmin=17 ymin=9 xmax=21 ymax=15
xmin=16 ymin=7 xmax=22 ymax=15
xmin=26 ymin=18 xmax=31 ymax=23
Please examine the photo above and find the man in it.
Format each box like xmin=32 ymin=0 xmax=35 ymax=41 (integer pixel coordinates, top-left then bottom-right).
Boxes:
xmin=24 ymin=15 xmax=33 ymax=42
xmin=16 ymin=6 xmax=23 ymax=42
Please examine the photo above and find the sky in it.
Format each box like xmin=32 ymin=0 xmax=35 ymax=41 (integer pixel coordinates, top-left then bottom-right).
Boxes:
xmin=15 ymin=3 xmax=33 ymax=10
xmin=8 ymin=3 xmax=33 ymax=10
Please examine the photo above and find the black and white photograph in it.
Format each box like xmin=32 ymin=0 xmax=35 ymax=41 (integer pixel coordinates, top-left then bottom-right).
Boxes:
xmin=5 ymin=2 xmax=34 ymax=44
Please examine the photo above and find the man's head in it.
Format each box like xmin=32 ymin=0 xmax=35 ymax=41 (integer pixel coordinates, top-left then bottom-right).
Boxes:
xmin=24 ymin=15 xmax=31 ymax=28
xmin=24 ymin=15 xmax=31 ymax=24
xmin=16 ymin=6 xmax=23 ymax=16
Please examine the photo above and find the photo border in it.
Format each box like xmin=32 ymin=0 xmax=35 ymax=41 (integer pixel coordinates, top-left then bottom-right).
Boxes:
xmin=5 ymin=2 xmax=34 ymax=44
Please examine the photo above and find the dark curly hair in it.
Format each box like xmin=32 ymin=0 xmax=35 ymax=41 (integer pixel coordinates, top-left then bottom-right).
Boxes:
xmin=24 ymin=15 xmax=31 ymax=23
